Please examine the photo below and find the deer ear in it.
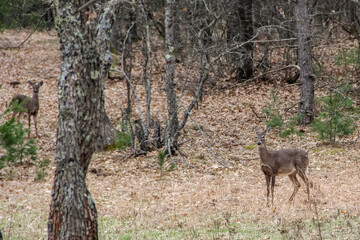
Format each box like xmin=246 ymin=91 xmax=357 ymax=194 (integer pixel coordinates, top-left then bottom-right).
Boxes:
xmin=265 ymin=126 xmax=271 ymax=133
xmin=28 ymin=81 xmax=33 ymax=86
xmin=39 ymin=81 xmax=43 ymax=86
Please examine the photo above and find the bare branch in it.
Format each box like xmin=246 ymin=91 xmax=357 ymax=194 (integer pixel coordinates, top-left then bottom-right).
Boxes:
xmin=250 ymin=105 xmax=265 ymax=121
xmin=78 ymin=0 xmax=98 ymax=12
xmin=116 ymin=22 xmax=148 ymax=139
xmin=0 ymin=4 xmax=53 ymax=49
xmin=178 ymin=72 xmax=208 ymax=132
xmin=179 ymin=105 xmax=227 ymax=168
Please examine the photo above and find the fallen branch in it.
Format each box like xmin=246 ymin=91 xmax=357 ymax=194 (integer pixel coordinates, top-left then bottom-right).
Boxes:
xmin=250 ymin=105 xmax=265 ymax=121
xmin=240 ymin=65 xmax=301 ymax=85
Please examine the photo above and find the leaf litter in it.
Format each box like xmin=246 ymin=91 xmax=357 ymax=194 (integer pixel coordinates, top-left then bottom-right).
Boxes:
xmin=0 ymin=30 xmax=359 ymax=238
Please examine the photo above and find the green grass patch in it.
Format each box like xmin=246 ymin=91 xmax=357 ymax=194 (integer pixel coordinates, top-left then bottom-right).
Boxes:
xmin=312 ymin=148 xmax=347 ymax=156
xmin=278 ymin=213 xmax=360 ymax=239
xmin=312 ymin=148 xmax=323 ymax=153
xmin=320 ymin=148 xmax=346 ymax=156
xmin=0 ymin=205 xmax=48 ymax=240
xmin=1 ymin=208 xmax=359 ymax=239
xmin=243 ymin=144 xmax=257 ymax=150
xmin=97 ymin=213 xmax=360 ymax=239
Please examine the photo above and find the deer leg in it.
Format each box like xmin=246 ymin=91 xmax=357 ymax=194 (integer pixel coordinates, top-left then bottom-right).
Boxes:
xmin=264 ymin=174 xmax=271 ymax=206
xmin=270 ymin=175 xmax=275 ymax=207
xmin=27 ymin=114 xmax=31 ymax=138
xmin=34 ymin=114 xmax=38 ymax=138
xmin=288 ymin=173 xmax=300 ymax=203
xmin=261 ymin=165 xmax=273 ymax=207
xmin=297 ymin=167 xmax=310 ymax=201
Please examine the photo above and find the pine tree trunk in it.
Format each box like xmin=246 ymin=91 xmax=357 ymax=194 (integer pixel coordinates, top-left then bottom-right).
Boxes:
xmin=296 ymin=0 xmax=315 ymax=124
xmin=164 ymin=0 xmax=179 ymax=153
xmin=48 ymin=1 xmax=118 ymax=238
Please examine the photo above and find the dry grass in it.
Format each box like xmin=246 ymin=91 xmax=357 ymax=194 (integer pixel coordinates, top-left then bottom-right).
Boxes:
xmin=0 ymin=30 xmax=360 ymax=239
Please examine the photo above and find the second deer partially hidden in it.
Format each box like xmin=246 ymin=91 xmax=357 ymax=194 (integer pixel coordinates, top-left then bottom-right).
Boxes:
xmin=255 ymin=127 xmax=310 ymax=207
xmin=12 ymin=81 xmax=43 ymax=138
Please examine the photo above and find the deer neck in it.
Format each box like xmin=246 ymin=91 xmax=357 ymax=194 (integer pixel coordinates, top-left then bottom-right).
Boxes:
xmin=258 ymin=144 xmax=270 ymax=165
xmin=31 ymin=93 xmax=39 ymax=106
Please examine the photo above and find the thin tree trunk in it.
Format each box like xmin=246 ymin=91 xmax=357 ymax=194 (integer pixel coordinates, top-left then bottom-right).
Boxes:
xmin=164 ymin=0 xmax=179 ymax=153
xmin=296 ymin=0 xmax=315 ymax=124
xmin=227 ymin=0 xmax=254 ymax=81
xmin=141 ymin=2 xmax=153 ymax=134
xmin=123 ymin=19 xmax=134 ymax=136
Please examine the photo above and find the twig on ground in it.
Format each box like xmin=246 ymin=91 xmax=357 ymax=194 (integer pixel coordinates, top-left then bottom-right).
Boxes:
xmin=250 ymin=105 xmax=265 ymax=121
xmin=122 ymin=152 xmax=134 ymax=162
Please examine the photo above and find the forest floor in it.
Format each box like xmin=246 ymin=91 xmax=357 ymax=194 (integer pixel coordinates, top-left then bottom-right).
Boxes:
xmin=0 ymin=30 xmax=360 ymax=239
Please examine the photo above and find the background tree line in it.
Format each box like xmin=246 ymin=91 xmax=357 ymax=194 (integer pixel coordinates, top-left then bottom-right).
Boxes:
xmin=105 ymin=0 xmax=359 ymax=152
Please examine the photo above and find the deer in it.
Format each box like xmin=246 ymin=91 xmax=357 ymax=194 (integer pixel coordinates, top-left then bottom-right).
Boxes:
xmin=255 ymin=127 xmax=310 ymax=207
xmin=11 ymin=81 xmax=43 ymax=138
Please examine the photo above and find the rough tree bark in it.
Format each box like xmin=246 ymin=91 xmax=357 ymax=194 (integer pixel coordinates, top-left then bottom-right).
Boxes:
xmin=296 ymin=0 xmax=315 ymax=124
xmin=164 ymin=0 xmax=179 ymax=153
xmin=227 ymin=0 xmax=254 ymax=81
xmin=48 ymin=1 xmax=118 ymax=239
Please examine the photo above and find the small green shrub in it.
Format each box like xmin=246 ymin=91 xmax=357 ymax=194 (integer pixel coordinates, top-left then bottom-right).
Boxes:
xmin=39 ymin=158 xmax=50 ymax=168
xmin=0 ymin=94 xmax=37 ymax=168
xmin=312 ymin=85 xmax=358 ymax=144
xmin=35 ymin=168 xmax=48 ymax=181
xmin=168 ymin=162 xmax=176 ymax=171
xmin=6 ymin=169 xmax=17 ymax=179
xmin=157 ymin=150 xmax=166 ymax=169
xmin=156 ymin=150 xmax=176 ymax=172
xmin=335 ymin=48 xmax=360 ymax=68
xmin=262 ymin=91 xmax=304 ymax=138
xmin=0 ymin=118 xmax=37 ymax=169
xmin=262 ymin=91 xmax=283 ymax=128
xmin=278 ymin=114 xmax=305 ymax=138
xmin=115 ymin=131 xmax=132 ymax=150
xmin=34 ymin=158 xmax=50 ymax=181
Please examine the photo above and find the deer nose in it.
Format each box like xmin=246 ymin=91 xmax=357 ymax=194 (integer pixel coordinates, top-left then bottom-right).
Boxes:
xmin=257 ymin=142 xmax=261 ymax=145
